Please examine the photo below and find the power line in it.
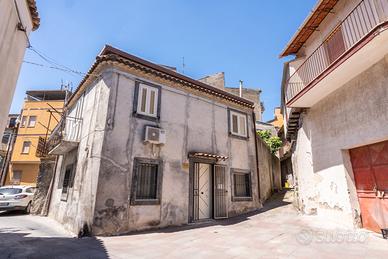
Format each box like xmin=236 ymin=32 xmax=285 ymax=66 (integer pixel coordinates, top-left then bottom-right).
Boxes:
xmin=23 ymin=60 xmax=81 ymax=76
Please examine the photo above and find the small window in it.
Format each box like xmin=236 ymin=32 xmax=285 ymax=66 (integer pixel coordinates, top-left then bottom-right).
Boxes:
xmin=28 ymin=116 xmax=37 ymax=127
xmin=12 ymin=171 xmax=22 ymax=185
xmin=61 ymin=164 xmax=74 ymax=201
xmin=21 ymin=141 xmax=31 ymax=154
xmin=131 ymin=158 xmax=162 ymax=205
xmin=229 ymin=110 xmax=248 ymax=138
xmin=25 ymin=187 xmax=36 ymax=193
xmin=20 ymin=116 xmax=27 ymax=127
xmin=135 ymin=82 xmax=160 ymax=119
xmin=231 ymin=169 xmax=252 ymax=201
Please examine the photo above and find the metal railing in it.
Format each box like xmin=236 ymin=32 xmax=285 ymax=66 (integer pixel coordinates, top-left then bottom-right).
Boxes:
xmin=286 ymin=0 xmax=385 ymax=103
xmin=37 ymin=116 xmax=82 ymax=157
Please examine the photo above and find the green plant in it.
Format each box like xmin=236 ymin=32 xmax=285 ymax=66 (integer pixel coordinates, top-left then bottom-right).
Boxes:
xmin=257 ymin=130 xmax=282 ymax=154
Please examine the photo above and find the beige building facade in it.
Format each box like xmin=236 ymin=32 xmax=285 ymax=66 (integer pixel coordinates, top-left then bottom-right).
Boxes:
xmin=0 ymin=0 xmax=39 ymax=140
xmin=45 ymin=46 xmax=266 ymax=236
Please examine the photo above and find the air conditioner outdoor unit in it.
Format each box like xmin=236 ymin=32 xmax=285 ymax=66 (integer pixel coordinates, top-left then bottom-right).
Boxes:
xmin=144 ymin=126 xmax=166 ymax=144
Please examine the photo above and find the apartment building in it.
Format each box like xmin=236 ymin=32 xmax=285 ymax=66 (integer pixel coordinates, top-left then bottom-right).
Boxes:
xmin=5 ymin=90 xmax=66 ymax=186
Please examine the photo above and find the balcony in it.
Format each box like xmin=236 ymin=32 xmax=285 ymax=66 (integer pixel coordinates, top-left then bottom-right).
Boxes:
xmin=286 ymin=0 xmax=388 ymax=107
xmin=36 ymin=116 xmax=82 ymax=157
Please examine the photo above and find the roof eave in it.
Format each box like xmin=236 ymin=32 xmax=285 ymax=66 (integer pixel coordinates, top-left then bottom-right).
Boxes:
xmin=279 ymin=0 xmax=339 ymax=58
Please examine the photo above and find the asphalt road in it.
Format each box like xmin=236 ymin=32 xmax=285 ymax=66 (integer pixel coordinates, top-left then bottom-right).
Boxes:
xmin=1 ymin=192 xmax=388 ymax=259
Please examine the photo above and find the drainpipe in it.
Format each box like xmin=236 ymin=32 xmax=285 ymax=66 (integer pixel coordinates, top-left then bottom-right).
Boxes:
xmin=239 ymin=80 xmax=243 ymax=97
xmin=252 ymin=112 xmax=261 ymax=203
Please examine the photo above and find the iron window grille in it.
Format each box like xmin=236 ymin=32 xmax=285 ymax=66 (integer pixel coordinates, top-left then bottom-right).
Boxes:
xmin=231 ymin=169 xmax=252 ymax=202
xmin=131 ymin=158 xmax=163 ymax=205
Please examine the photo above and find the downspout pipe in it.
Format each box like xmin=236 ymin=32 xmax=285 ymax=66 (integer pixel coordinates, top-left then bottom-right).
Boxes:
xmin=252 ymin=112 xmax=261 ymax=203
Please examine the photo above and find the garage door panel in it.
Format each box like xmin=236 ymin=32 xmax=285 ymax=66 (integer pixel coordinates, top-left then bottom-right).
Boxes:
xmin=373 ymin=165 xmax=388 ymax=191
xmin=350 ymin=140 xmax=388 ymax=233
xmin=350 ymin=146 xmax=370 ymax=168
xmin=358 ymin=197 xmax=383 ymax=233
xmin=369 ymin=142 xmax=388 ymax=166
xmin=353 ymin=168 xmax=375 ymax=191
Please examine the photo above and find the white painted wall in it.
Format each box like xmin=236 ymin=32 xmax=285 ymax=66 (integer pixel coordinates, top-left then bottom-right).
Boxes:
xmin=91 ymin=69 xmax=260 ymax=234
xmin=48 ymin=66 xmax=260 ymax=235
xmin=48 ymin=75 xmax=111 ymax=234
xmin=292 ymin=55 xmax=388 ymax=227
xmin=0 ymin=0 xmax=34 ymax=139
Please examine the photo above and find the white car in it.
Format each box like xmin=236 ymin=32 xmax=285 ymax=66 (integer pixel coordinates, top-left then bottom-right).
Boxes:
xmin=0 ymin=185 xmax=36 ymax=213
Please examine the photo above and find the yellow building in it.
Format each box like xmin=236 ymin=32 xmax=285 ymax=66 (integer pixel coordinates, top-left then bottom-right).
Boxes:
xmin=267 ymin=107 xmax=284 ymax=131
xmin=5 ymin=90 xmax=67 ymax=186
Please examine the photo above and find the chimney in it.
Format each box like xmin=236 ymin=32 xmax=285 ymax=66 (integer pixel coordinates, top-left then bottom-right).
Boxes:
xmin=239 ymin=80 xmax=243 ymax=97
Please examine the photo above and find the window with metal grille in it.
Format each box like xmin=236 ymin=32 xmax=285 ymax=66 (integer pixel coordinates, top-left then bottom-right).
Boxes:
xmin=131 ymin=158 xmax=162 ymax=205
xmin=231 ymin=169 xmax=252 ymax=201
xmin=61 ymin=164 xmax=74 ymax=201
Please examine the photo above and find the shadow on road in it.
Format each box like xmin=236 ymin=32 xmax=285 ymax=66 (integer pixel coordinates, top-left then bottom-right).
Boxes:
xmin=0 ymin=210 xmax=28 ymax=217
xmin=0 ymin=230 xmax=109 ymax=259
xmin=120 ymin=190 xmax=293 ymax=236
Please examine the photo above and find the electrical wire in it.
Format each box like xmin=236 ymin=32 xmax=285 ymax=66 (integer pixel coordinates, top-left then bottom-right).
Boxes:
xmin=23 ymin=60 xmax=82 ymax=77
xmin=27 ymin=46 xmax=86 ymax=76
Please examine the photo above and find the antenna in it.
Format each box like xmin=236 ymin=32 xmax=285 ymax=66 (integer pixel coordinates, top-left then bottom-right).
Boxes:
xmin=182 ymin=57 xmax=185 ymax=74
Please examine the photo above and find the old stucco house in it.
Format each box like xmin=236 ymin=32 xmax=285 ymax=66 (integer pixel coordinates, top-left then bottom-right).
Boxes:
xmin=280 ymin=0 xmax=388 ymax=233
xmin=0 ymin=0 xmax=39 ymax=140
xmin=44 ymin=45 xmax=262 ymax=235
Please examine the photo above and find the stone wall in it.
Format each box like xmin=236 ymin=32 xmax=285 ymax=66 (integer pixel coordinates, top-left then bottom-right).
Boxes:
xmin=256 ymin=136 xmax=281 ymax=203
xmin=31 ymin=158 xmax=56 ymax=215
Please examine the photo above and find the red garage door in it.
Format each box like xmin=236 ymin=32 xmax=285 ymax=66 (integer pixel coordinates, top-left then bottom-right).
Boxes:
xmin=350 ymin=140 xmax=388 ymax=233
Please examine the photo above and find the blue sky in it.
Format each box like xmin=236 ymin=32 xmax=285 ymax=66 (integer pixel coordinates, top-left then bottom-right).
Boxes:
xmin=13 ymin=0 xmax=316 ymax=121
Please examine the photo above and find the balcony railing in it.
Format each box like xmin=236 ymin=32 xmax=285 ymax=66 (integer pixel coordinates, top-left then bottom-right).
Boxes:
xmin=286 ymin=0 xmax=386 ymax=104
xmin=36 ymin=116 xmax=82 ymax=157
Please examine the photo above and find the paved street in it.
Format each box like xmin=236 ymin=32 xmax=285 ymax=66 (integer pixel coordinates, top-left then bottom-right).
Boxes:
xmin=0 ymin=191 xmax=387 ymax=259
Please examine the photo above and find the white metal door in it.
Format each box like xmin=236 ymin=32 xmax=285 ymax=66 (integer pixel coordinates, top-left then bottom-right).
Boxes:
xmin=198 ymin=163 xmax=211 ymax=219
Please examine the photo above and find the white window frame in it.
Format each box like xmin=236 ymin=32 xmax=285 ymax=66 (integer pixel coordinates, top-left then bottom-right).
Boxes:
xmin=27 ymin=116 xmax=37 ymax=127
xmin=229 ymin=110 xmax=248 ymax=138
xmin=136 ymin=83 xmax=159 ymax=118
xmin=21 ymin=141 xmax=31 ymax=154
xmin=20 ymin=116 xmax=27 ymax=127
